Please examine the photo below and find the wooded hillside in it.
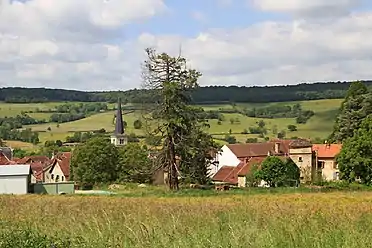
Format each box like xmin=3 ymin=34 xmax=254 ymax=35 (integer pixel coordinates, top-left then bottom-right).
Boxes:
xmin=1 ymin=80 xmax=371 ymax=104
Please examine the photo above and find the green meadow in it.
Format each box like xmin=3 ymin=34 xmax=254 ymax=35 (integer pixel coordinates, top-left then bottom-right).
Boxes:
xmin=0 ymin=99 xmax=343 ymax=144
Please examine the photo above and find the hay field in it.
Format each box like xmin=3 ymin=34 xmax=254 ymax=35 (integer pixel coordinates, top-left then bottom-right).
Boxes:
xmin=1 ymin=191 xmax=372 ymax=247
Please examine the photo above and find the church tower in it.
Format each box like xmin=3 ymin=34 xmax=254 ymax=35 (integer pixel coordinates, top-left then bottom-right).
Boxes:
xmin=110 ymin=98 xmax=127 ymax=146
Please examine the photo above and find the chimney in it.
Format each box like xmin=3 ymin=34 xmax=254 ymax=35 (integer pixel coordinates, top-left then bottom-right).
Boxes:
xmin=274 ymin=142 xmax=280 ymax=154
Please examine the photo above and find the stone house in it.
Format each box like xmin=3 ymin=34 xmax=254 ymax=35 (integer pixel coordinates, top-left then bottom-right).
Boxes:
xmin=211 ymin=139 xmax=339 ymax=187
xmin=313 ymin=144 xmax=342 ymax=181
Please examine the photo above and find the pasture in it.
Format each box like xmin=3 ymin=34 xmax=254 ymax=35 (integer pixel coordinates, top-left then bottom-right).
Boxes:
xmin=1 ymin=189 xmax=372 ymax=247
xmin=0 ymin=99 xmax=343 ymax=143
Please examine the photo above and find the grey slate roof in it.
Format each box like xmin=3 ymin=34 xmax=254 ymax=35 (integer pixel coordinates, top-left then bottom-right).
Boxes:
xmin=114 ymin=98 xmax=125 ymax=135
xmin=0 ymin=164 xmax=31 ymax=176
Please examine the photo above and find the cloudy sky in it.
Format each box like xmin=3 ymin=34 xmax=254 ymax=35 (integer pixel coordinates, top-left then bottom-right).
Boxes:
xmin=0 ymin=0 xmax=371 ymax=91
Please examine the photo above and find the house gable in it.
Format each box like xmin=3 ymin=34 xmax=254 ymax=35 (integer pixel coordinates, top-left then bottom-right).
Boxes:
xmin=214 ymin=145 xmax=241 ymax=168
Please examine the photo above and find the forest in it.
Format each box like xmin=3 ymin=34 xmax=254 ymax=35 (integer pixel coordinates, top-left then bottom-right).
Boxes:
xmin=1 ymin=80 xmax=372 ymax=104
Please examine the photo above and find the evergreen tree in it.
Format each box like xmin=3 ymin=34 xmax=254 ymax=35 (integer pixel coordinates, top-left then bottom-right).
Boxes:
xmin=141 ymin=48 xmax=213 ymax=189
xmin=330 ymin=81 xmax=372 ymax=143
xmin=337 ymin=115 xmax=372 ymax=184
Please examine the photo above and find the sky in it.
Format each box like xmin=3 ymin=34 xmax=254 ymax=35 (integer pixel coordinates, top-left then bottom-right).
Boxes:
xmin=0 ymin=0 xmax=372 ymax=91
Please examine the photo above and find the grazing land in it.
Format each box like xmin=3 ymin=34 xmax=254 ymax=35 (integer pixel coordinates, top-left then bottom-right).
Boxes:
xmin=0 ymin=98 xmax=343 ymax=143
xmin=1 ymin=189 xmax=372 ymax=247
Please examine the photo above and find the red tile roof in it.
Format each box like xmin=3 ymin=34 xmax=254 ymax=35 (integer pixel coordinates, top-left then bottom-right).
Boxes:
xmin=46 ymin=152 xmax=71 ymax=179
xmin=313 ymin=144 xmax=342 ymax=158
xmin=0 ymin=152 xmax=16 ymax=165
xmin=212 ymin=165 xmax=240 ymax=184
xmin=213 ymin=156 xmax=290 ymax=184
xmin=17 ymin=156 xmax=50 ymax=165
xmin=226 ymin=139 xmax=296 ymax=158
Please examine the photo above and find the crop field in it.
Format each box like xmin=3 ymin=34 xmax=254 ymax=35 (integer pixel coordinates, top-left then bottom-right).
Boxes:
xmin=0 ymin=98 xmax=343 ymax=143
xmin=1 ymin=190 xmax=372 ymax=247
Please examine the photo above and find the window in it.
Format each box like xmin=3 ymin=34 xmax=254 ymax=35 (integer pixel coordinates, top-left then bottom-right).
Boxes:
xmin=335 ymin=172 xmax=340 ymax=180
xmin=51 ymin=174 xmax=54 ymax=180
xmin=298 ymin=157 xmax=303 ymax=162
xmin=119 ymin=138 xmax=124 ymax=144
xmin=334 ymin=162 xmax=338 ymax=169
xmin=55 ymin=175 xmax=59 ymax=182
xmin=318 ymin=161 xmax=325 ymax=169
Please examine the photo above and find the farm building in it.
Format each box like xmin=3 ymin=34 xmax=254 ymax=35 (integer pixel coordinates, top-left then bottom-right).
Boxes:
xmin=0 ymin=164 xmax=32 ymax=195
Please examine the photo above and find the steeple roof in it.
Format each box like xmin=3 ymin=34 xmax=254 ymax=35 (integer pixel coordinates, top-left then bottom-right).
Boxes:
xmin=115 ymin=98 xmax=124 ymax=135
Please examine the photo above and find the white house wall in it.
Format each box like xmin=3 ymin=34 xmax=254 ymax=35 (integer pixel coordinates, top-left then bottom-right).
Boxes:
xmin=0 ymin=175 xmax=29 ymax=195
xmin=209 ymin=145 xmax=241 ymax=177
xmin=44 ymin=162 xmax=66 ymax=183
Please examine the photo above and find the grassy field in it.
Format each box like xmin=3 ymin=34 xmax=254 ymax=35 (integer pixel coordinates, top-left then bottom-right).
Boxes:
xmin=1 ymin=189 xmax=372 ymax=247
xmin=0 ymin=99 xmax=343 ymax=143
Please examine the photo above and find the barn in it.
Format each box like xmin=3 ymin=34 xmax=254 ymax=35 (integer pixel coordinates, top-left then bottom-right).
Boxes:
xmin=0 ymin=164 xmax=32 ymax=195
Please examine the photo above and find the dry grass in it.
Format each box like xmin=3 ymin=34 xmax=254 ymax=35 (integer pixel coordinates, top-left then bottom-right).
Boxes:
xmin=3 ymin=140 xmax=37 ymax=150
xmin=1 ymin=190 xmax=372 ymax=247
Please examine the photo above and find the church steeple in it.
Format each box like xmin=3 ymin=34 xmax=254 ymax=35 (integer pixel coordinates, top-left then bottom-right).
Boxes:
xmin=115 ymin=98 xmax=124 ymax=135
xmin=110 ymin=98 xmax=127 ymax=146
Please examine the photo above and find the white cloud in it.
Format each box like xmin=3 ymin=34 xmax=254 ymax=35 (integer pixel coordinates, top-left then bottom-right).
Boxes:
xmin=0 ymin=0 xmax=372 ymax=91
xmin=251 ymin=0 xmax=361 ymax=18
xmin=138 ymin=11 xmax=372 ymax=87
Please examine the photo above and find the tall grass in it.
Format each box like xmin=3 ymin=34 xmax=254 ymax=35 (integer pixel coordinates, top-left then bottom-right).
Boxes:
xmin=1 ymin=191 xmax=372 ymax=247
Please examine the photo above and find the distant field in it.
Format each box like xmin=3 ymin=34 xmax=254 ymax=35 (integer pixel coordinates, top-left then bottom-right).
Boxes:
xmin=0 ymin=102 xmax=62 ymax=118
xmin=0 ymin=99 xmax=342 ymax=143
xmin=26 ymin=111 xmax=145 ymax=142
xmin=1 ymin=190 xmax=372 ymax=247
xmin=3 ymin=140 xmax=37 ymax=150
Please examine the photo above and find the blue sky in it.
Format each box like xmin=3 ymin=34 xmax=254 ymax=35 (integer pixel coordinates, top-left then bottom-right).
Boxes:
xmin=126 ymin=0 xmax=289 ymax=38
xmin=1 ymin=0 xmax=372 ymax=90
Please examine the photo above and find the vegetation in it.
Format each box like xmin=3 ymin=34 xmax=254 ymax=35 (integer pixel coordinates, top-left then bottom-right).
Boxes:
xmin=2 ymin=191 xmax=372 ymax=247
xmin=142 ymin=48 xmax=216 ymax=189
xmin=3 ymin=80 xmax=372 ymax=104
xmin=255 ymin=156 xmax=300 ymax=187
xmin=117 ymin=143 xmax=152 ymax=183
xmin=337 ymin=115 xmax=372 ymax=184
xmin=330 ymin=81 xmax=372 ymax=143
xmin=71 ymin=137 xmax=119 ymax=187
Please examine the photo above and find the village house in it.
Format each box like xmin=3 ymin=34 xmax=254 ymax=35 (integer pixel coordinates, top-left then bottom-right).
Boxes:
xmin=313 ymin=144 xmax=342 ymax=181
xmin=211 ymin=139 xmax=341 ymax=187
xmin=0 ymin=148 xmax=72 ymax=184
xmin=43 ymin=152 xmax=71 ymax=183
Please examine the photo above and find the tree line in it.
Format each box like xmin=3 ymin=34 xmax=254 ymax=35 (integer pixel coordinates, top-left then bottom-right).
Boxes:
xmin=2 ymin=80 xmax=372 ymax=104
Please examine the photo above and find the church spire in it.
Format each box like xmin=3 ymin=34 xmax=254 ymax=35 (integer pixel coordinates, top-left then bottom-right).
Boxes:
xmin=115 ymin=98 xmax=124 ymax=135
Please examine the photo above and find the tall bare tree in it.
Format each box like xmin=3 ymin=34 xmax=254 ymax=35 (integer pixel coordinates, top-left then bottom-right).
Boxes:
xmin=141 ymin=48 xmax=202 ymax=190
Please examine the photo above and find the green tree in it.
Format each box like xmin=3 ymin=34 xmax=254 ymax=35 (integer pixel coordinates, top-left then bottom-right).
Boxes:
xmin=141 ymin=48 xmax=204 ymax=190
xmin=287 ymin=124 xmax=297 ymax=132
xmin=255 ymin=156 xmax=299 ymax=187
xmin=225 ymin=135 xmax=237 ymax=144
xmin=277 ymin=130 xmax=286 ymax=139
xmin=133 ymin=119 xmax=142 ymax=129
xmin=337 ymin=115 xmax=372 ymax=184
xmin=71 ymin=137 xmax=119 ymax=186
xmin=257 ymin=120 xmax=266 ymax=129
xmin=330 ymin=81 xmax=371 ymax=142
xmin=272 ymin=125 xmax=278 ymax=135
xmin=246 ymin=163 xmax=261 ymax=187
xmin=117 ymin=143 xmax=152 ymax=183
xmin=246 ymin=138 xmax=258 ymax=143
